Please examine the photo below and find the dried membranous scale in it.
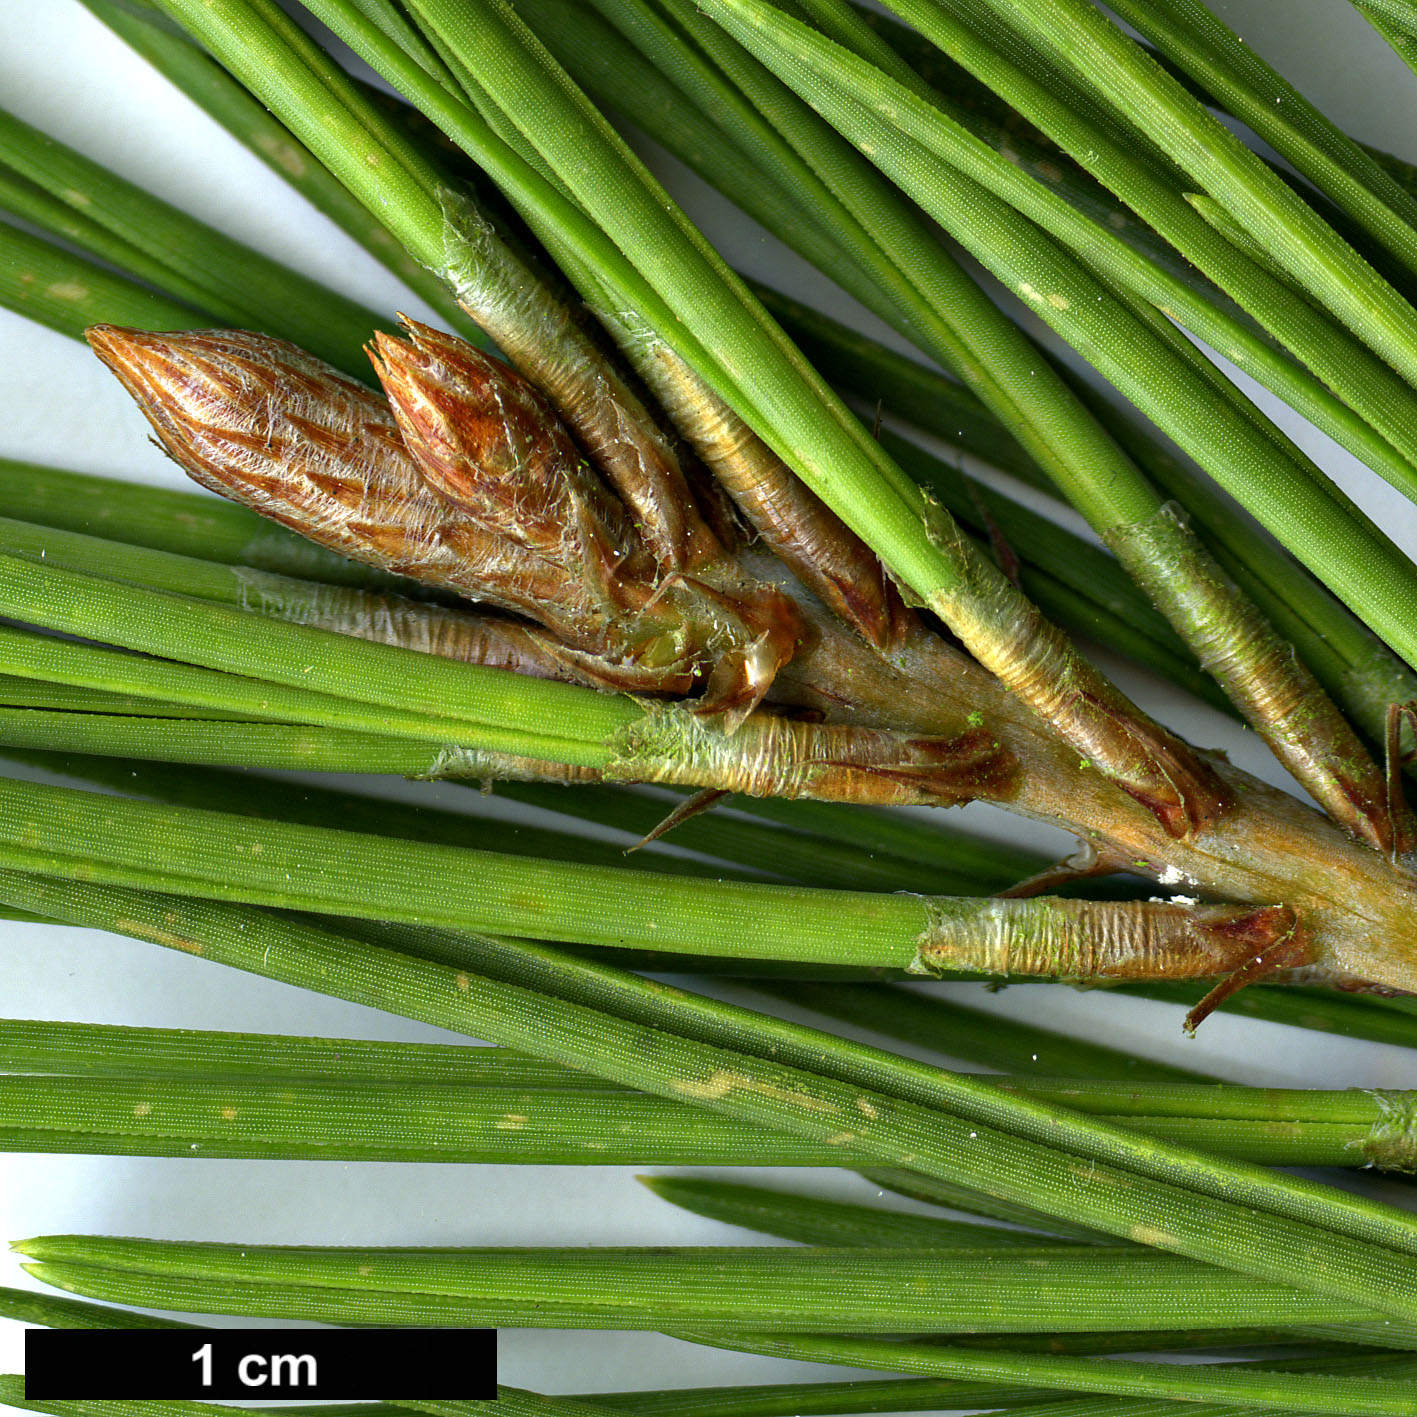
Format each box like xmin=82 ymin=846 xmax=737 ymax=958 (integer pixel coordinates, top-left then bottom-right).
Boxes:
xmin=372 ymin=318 xmax=804 ymax=725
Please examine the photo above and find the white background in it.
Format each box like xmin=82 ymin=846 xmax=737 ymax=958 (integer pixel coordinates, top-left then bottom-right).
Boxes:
xmin=1 ymin=0 xmax=1416 ymax=1408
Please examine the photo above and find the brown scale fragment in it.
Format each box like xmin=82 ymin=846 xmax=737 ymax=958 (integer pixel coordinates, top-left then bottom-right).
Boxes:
xmin=968 ymin=484 xmax=1023 ymax=591
xmin=631 ymin=788 xmax=732 ymax=851
xmin=994 ymin=839 xmax=1135 ymax=899
xmin=1183 ymin=906 xmax=1311 ymax=1032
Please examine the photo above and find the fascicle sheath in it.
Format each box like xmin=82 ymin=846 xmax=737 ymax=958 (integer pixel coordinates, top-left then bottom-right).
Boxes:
xmin=915 ymin=897 xmax=1310 ymax=984
xmin=227 ymin=568 xmax=567 ymax=675
xmin=925 ymin=506 xmax=1227 ymax=838
xmin=605 ymin=701 xmax=1017 ymax=807
xmin=623 ymin=325 xmax=912 ymax=651
xmin=437 ymin=195 xmax=720 ymax=571
xmin=1106 ymin=503 xmax=1410 ymax=858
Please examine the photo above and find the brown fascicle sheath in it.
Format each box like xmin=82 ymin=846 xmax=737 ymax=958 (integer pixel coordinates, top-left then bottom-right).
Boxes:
xmin=1108 ymin=503 xmax=1415 ymax=860
xmin=635 ymin=335 xmax=913 ymax=652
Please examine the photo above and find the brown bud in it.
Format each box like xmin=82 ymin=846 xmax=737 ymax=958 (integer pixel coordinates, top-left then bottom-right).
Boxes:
xmin=85 ymin=324 xmax=600 ymax=645
xmin=371 ymin=319 xmax=804 ymax=723
xmin=369 ymin=318 xmax=638 ymax=576
xmin=89 ymin=323 xmax=800 ymax=720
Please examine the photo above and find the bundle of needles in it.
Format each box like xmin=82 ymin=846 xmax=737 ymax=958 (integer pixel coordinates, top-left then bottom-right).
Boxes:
xmin=5 ymin=0 xmax=1417 ymax=1410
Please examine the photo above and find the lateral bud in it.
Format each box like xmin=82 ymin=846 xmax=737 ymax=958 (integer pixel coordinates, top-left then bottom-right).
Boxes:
xmin=368 ymin=317 xmax=651 ymax=633
xmin=372 ymin=317 xmax=804 ymax=727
